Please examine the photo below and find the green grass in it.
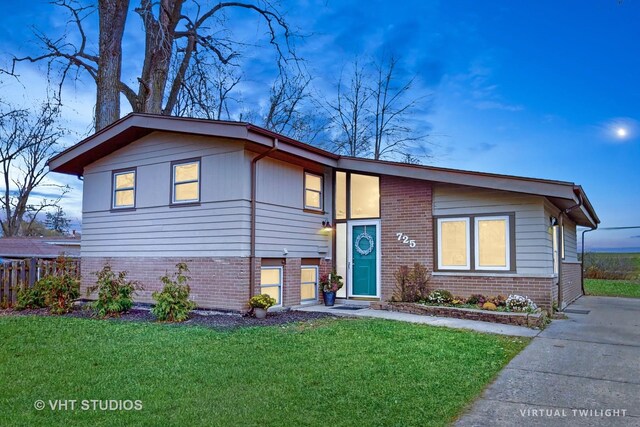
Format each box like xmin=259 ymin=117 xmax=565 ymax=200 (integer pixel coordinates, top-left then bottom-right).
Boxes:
xmin=0 ymin=316 xmax=528 ymax=427
xmin=584 ymin=279 xmax=640 ymax=298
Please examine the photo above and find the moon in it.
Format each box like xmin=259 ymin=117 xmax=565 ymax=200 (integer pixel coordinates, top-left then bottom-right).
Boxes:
xmin=616 ymin=127 xmax=627 ymax=138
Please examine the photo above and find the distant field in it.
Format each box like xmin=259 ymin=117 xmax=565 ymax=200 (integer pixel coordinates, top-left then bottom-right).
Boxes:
xmin=581 ymin=252 xmax=640 ymax=280
xmin=584 ymin=279 xmax=640 ymax=299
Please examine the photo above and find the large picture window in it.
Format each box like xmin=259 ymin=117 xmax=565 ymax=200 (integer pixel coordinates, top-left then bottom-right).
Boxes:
xmin=304 ymin=172 xmax=323 ymax=211
xmin=436 ymin=214 xmax=514 ymax=272
xmin=112 ymin=170 xmax=136 ymax=209
xmin=260 ymin=267 xmax=282 ymax=306
xmin=475 ymin=216 xmax=510 ymax=271
xmin=172 ymin=160 xmax=200 ymax=204
xmin=437 ymin=218 xmax=470 ymax=270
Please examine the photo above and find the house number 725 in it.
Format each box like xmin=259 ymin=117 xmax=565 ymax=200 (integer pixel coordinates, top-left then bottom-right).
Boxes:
xmin=396 ymin=233 xmax=416 ymax=248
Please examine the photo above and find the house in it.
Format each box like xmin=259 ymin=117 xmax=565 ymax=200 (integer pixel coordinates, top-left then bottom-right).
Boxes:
xmin=48 ymin=113 xmax=599 ymax=311
xmin=0 ymin=237 xmax=81 ymax=261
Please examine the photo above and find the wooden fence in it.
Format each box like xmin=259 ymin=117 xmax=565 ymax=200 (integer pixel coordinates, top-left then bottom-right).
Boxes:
xmin=0 ymin=258 xmax=81 ymax=306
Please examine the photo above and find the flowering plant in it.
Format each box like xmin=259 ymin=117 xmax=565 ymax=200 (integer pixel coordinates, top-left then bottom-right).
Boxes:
xmin=426 ymin=289 xmax=453 ymax=304
xmin=506 ymin=294 xmax=538 ymax=312
xmin=319 ymin=270 xmax=344 ymax=293
xmin=249 ymin=294 xmax=277 ymax=309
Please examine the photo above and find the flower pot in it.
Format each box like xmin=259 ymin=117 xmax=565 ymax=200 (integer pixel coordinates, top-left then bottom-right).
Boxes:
xmin=323 ymin=291 xmax=336 ymax=307
xmin=254 ymin=308 xmax=267 ymax=319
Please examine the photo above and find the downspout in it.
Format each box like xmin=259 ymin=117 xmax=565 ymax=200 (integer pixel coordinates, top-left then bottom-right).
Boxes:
xmin=249 ymin=139 xmax=278 ymax=298
xmin=557 ymin=191 xmax=584 ymax=308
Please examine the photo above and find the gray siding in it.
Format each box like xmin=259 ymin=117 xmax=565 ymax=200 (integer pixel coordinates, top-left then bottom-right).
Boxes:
xmin=433 ymin=184 xmax=554 ymax=276
xmin=254 ymin=156 xmax=332 ymax=258
xmin=82 ymin=132 xmax=251 ymax=257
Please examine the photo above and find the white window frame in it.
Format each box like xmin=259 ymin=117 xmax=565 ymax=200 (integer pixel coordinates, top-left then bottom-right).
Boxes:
xmin=437 ymin=217 xmax=470 ymax=270
xmin=474 ymin=215 xmax=511 ymax=271
xmin=304 ymin=171 xmax=323 ymax=211
xmin=300 ymin=265 xmax=319 ymax=303
xmin=260 ymin=266 xmax=283 ymax=307
xmin=112 ymin=170 xmax=136 ymax=209
xmin=172 ymin=160 xmax=200 ymax=204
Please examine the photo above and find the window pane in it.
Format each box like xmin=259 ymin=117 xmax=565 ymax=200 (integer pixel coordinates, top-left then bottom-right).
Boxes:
xmin=305 ymin=173 xmax=322 ymax=191
xmin=301 ymin=267 xmax=317 ymax=283
xmin=335 ymin=171 xmax=347 ymax=219
xmin=115 ymin=189 xmax=134 ymax=207
xmin=261 ymin=286 xmax=280 ymax=305
xmin=350 ymin=174 xmax=379 ymax=218
xmin=261 ymin=268 xmax=281 ymax=286
xmin=305 ymin=190 xmax=321 ymax=209
xmin=175 ymin=162 xmax=199 ymax=182
xmin=441 ymin=220 xmax=468 ymax=267
xmin=115 ymin=172 xmax=134 ymax=189
xmin=174 ymin=182 xmax=199 ymax=202
xmin=301 ymin=283 xmax=316 ymax=300
xmin=478 ymin=219 xmax=507 ymax=267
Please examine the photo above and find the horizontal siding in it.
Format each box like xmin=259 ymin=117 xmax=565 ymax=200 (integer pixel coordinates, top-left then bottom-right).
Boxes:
xmin=563 ymin=218 xmax=578 ymax=262
xmin=82 ymin=200 xmax=251 ymax=257
xmin=433 ymin=184 xmax=553 ymax=275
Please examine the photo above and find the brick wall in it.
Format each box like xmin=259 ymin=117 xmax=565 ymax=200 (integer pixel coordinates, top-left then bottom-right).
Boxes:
xmin=561 ymin=262 xmax=582 ymax=305
xmin=81 ymin=257 xmax=251 ymax=311
xmin=380 ymin=175 xmax=433 ymax=301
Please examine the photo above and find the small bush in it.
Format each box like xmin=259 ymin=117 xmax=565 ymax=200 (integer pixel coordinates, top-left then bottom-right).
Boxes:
xmin=506 ymin=294 xmax=538 ymax=313
xmin=426 ymin=289 xmax=453 ymax=304
xmin=488 ymin=295 xmax=506 ymax=307
xmin=482 ymin=302 xmax=497 ymax=311
xmin=392 ymin=263 xmax=431 ymax=302
xmin=249 ymin=294 xmax=277 ymax=310
xmin=87 ymin=265 xmax=141 ymax=318
xmin=38 ymin=274 xmax=81 ymax=315
xmin=0 ymin=295 xmax=11 ymax=309
xmin=15 ymin=284 xmax=46 ymax=310
xmin=466 ymin=294 xmax=486 ymax=305
xmin=151 ymin=263 xmax=196 ymax=322
xmin=451 ymin=296 xmax=466 ymax=305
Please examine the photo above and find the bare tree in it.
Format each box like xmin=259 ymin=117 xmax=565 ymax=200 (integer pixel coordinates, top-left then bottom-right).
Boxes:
xmin=0 ymin=101 xmax=70 ymax=237
xmin=326 ymin=61 xmax=372 ymax=157
xmin=11 ymin=0 xmax=296 ymax=131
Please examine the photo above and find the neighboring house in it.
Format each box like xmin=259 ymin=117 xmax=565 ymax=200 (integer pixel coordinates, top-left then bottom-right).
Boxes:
xmin=48 ymin=114 xmax=599 ymax=311
xmin=0 ymin=237 xmax=81 ymax=262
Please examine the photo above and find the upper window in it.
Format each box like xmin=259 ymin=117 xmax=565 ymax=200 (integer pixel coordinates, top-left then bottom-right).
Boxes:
xmin=172 ymin=160 xmax=200 ymax=204
xmin=304 ymin=172 xmax=323 ymax=211
xmin=112 ymin=170 xmax=135 ymax=209
xmin=335 ymin=171 xmax=347 ymax=219
xmin=350 ymin=173 xmax=380 ymax=219
xmin=437 ymin=218 xmax=470 ymax=270
xmin=474 ymin=216 xmax=510 ymax=271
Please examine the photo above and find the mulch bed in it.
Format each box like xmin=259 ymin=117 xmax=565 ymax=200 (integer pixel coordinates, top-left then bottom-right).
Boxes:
xmin=0 ymin=305 xmax=336 ymax=330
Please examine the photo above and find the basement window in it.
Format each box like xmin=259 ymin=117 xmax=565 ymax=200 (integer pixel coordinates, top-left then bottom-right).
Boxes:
xmin=260 ymin=267 xmax=282 ymax=306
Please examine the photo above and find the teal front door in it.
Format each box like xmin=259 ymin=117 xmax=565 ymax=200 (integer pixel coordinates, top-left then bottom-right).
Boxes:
xmin=351 ymin=223 xmax=378 ymax=296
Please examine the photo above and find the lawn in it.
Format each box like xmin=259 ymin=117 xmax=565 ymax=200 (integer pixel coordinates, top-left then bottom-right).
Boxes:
xmin=584 ymin=279 xmax=640 ymax=298
xmin=0 ymin=316 xmax=528 ymax=427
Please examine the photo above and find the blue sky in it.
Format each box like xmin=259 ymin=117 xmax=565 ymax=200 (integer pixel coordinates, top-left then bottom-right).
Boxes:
xmin=0 ymin=0 xmax=639 ymax=250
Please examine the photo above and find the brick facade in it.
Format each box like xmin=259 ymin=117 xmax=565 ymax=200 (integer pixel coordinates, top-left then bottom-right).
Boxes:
xmin=560 ymin=262 xmax=583 ymax=305
xmin=83 ymin=256 xmax=329 ymax=312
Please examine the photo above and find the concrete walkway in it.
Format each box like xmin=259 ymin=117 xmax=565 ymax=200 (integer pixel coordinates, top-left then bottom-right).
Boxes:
xmin=456 ymin=296 xmax=640 ymax=426
xmin=295 ymin=303 xmax=540 ymax=337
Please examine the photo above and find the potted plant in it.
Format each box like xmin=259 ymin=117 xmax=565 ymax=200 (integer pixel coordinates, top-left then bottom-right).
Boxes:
xmin=320 ymin=271 xmax=344 ymax=306
xmin=248 ymin=294 xmax=277 ymax=319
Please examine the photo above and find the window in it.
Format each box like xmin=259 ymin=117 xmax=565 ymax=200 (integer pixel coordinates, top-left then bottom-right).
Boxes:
xmin=260 ymin=267 xmax=282 ymax=306
xmin=335 ymin=171 xmax=347 ymax=219
xmin=304 ymin=172 xmax=323 ymax=210
xmin=301 ymin=266 xmax=318 ymax=302
xmin=112 ymin=170 xmax=135 ymax=209
xmin=475 ymin=216 xmax=510 ymax=271
xmin=437 ymin=218 xmax=470 ymax=270
xmin=172 ymin=160 xmax=200 ymax=204
xmin=350 ymin=173 xmax=380 ymax=218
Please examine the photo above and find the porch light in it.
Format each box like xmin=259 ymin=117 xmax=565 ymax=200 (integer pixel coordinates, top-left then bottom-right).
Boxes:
xmin=322 ymin=220 xmax=333 ymax=232
xmin=549 ymin=216 xmax=558 ymax=227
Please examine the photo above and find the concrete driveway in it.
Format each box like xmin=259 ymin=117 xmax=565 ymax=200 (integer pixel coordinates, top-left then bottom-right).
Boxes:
xmin=456 ymin=296 xmax=640 ymax=426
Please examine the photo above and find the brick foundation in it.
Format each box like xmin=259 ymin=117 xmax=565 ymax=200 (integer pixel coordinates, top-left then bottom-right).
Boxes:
xmin=561 ymin=262 xmax=582 ymax=305
xmin=83 ymin=256 xmax=330 ymax=312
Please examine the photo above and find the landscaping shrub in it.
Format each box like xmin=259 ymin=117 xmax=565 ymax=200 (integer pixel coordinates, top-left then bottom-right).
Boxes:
xmin=488 ymin=295 xmax=506 ymax=307
xmin=37 ymin=274 xmax=81 ymax=314
xmin=392 ymin=263 xmax=431 ymax=302
xmin=15 ymin=283 xmax=46 ymax=310
xmin=152 ymin=263 xmax=196 ymax=322
xmin=87 ymin=265 xmax=141 ymax=318
xmin=426 ymin=289 xmax=453 ymax=304
xmin=466 ymin=294 xmax=487 ymax=305
xmin=506 ymin=295 xmax=538 ymax=312
xmin=482 ymin=302 xmax=497 ymax=311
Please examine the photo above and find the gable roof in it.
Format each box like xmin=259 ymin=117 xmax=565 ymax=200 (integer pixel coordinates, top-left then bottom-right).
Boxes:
xmin=48 ymin=113 xmax=599 ymax=228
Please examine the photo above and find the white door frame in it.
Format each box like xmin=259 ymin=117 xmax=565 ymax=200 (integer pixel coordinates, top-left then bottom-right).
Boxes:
xmin=347 ymin=219 xmax=381 ymax=298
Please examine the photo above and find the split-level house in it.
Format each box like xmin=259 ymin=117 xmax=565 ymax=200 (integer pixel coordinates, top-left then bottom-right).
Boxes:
xmin=48 ymin=114 xmax=599 ymax=311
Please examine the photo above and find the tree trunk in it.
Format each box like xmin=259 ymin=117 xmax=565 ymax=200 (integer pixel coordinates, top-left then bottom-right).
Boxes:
xmin=96 ymin=0 xmax=130 ymax=131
